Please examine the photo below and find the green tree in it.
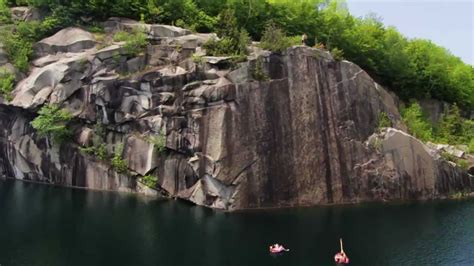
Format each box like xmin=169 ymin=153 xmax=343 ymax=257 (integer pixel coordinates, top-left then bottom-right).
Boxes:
xmin=401 ymin=102 xmax=432 ymax=141
xmin=260 ymin=22 xmax=299 ymax=53
xmin=436 ymin=104 xmax=463 ymax=143
xmin=31 ymin=104 xmax=73 ymax=142
xmin=203 ymin=8 xmax=250 ymax=58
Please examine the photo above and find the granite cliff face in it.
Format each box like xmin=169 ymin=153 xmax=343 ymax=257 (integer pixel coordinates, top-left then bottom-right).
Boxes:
xmin=1 ymin=18 xmax=472 ymax=210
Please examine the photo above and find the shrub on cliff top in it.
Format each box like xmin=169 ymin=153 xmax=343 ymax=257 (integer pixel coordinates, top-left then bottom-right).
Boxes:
xmin=259 ymin=22 xmax=299 ymax=53
xmin=203 ymin=9 xmax=250 ymax=59
xmin=331 ymin=47 xmax=344 ymax=61
xmin=31 ymin=104 xmax=73 ymax=142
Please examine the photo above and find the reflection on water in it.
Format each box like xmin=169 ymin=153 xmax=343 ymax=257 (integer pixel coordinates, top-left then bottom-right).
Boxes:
xmin=1 ymin=180 xmax=473 ymax=266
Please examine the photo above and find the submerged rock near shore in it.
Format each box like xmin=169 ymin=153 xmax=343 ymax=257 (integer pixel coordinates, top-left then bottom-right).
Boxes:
xmin=0 ymin=19 xmax=472 ymax=210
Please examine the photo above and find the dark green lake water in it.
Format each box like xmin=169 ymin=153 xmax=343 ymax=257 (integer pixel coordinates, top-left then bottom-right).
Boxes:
xmin=1 ymin=180 xmax=473 ymax=266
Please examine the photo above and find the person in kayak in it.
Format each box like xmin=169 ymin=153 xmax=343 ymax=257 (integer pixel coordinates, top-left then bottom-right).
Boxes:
xmin=269 ymin=243 xmax=289 ymax=253
xmin=334 ymin=238 xmax=349 ymax=264
xmin=334 ymin=251 xmax=349 ymax=264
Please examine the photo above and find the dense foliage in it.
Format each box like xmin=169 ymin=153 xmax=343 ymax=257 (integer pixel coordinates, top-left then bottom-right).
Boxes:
xmin=3 ymin=0 xmax=471 ymax=109
xmin=0 ymin=67 xmax=15 ymax=101
xmin=402 ymin=102 xmax=473 ymax=153
xmin=259 ymin=22 xmax=299 ymax=53
xmin=401 ymin=102 xmax=433 ymax=142
xmin=31 ymin=104 xmax=73 ymax=142
xmin=0 ymin=0 xmax=11 ymax=23
xmin=202 ymin=8 xmax=250 ymax=59
xmin=142 ymin=175 xmax=158 ymax=188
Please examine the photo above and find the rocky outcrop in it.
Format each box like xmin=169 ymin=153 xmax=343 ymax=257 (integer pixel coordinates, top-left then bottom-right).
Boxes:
xmin=0 ymin=22 xmax=472 ymax=210
xmin=34 ymin=27 xmax=97 ymax=57
xmin=366 ymin=129 xmax=472 ymax=199
xmin=10 ymin=6 xmax=44 ymax=22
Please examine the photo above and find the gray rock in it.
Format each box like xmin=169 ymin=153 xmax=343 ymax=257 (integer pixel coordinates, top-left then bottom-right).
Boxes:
xmin=226 ymin=62 xmax=250 ymax=83
xmin=164 ymin=33 xmax=217 ymax=49
xmin=150 ymin=25 xmax=191 ymax=38
xmin=103 ymin=17 xmax=143 ymax=32
xmin=124 ymin=135 xmax=157 ymax=176
xmin=10 ymin=6 xmax=43 ymax=21
xmin=203 ymin=56 xmax=232 ymax=65
xmin=35 ymin=28 xmax=97 ymax=57
xmin=419 ymin=99 xmax=449 ymax=124
xmin=11 ymin=54 xmax=90 ymax=108
xmin=126 ymin=56 xmax=146 ymax=73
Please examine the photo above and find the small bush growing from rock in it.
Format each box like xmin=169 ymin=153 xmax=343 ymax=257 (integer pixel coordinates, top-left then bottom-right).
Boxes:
xmin=331 ymin=47 xmax=344 ymax=61
xmin=96 ymin=144 xmax=108 ymax=161
xmin=113 ymin=29 xmax=148 ymax=56
xmin=142 ymin=175 xmax=158 ymax=188
xmin=440 ymin=151 xmax=469 ymax=170
xmin=468 ymin=139 xmax=474 ymax=154
xmin=251 ymin=58 xmax=269 ymax=81
xmin=458 ymin=159 xmax=469 ymax=170
xmin=79 ymin=146 xmax=95 ymax=154
xmin=377 ymin=112 xmax=391 ymax=130
xmin=111 ymin=144 xmax=128 ymax=173
xmin=314 ymin=42 xmax=326 ymax=50
xmin=78 ymin=145 xmax=106 ymax=160
xmin=0 ymin=68 xmax=15 ymax=101
xmin=191 ymin=54 xmax=204 ymax=64
xmin=147 ymin=131 xmax=167 ymax=154
xmin=31 ymin=104 xmax=73 ymax=143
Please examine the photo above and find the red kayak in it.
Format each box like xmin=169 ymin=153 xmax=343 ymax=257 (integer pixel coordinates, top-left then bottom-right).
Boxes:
xmin=334 ymin=238 xmax=350 ymax=264
xmin=269 ymin=244 xmax=289 ymax=253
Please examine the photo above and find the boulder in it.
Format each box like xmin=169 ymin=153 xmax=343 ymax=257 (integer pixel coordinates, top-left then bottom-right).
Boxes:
xmin=426 ymin=142 xmax=466 ymax=158
xmin=11 ymin=55 xmax=90 ymax=108
xmin=124 ymin=135 xmax=157 ymax=176
xmin=149 ymin=25 xmax=191 ymax=38
xmin=203 ymin=56 xmax=232 ymax=65
xmin=103 ymin=17 xmax=149 ymax=33
xmin=126 ymin=56 xmax=146 ymax=73
xmin=164 ymin=33 xmax=217 ymax=49
xmin=94 ymin=44 xmax=126 ymax=60
xmin=34 ymin=28 xmax=97 ymax=57
xmin=10 ymin=6 xmax=43 ymax=21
